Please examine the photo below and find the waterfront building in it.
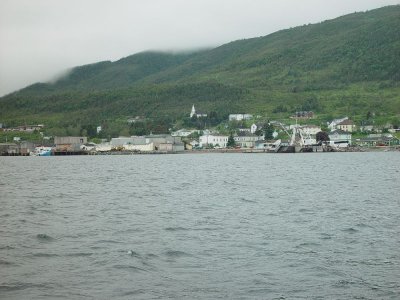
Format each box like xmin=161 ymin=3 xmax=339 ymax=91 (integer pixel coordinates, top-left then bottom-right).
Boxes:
xmin=328 ymin=130 xmax=352 ymax=147
xmin=110 ymin=134 xmax=184 ymax=152
xmin=356 ymin=134 xmax=399 ymax=147
xmin=19 ymin=141 xmax=36 ymax=155
xmin=124 ymin=143 xmax=155 ymax=152
xmin=0 ymin=143 xmax=19 ymax=155
xmin=54 ymin=136 xmax=87 ymax=152
xmin=110 ymin=137 xmax=135 ymax=147
xmin=199 ymin=134 xmax=229 ymax=148
xmin=234 ymin=132 xmax=262 ymax=148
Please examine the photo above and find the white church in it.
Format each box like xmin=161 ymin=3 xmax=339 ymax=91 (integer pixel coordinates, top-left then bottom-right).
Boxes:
xmin=190 ymin=105 xmax=207 ymax=118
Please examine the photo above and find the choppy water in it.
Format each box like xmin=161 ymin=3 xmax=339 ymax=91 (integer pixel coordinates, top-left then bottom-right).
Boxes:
xmin=0 ymin=153 xmax=399 ymax=299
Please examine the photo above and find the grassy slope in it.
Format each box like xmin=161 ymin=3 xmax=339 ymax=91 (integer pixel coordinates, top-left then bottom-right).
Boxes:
xmin=0 ymin=5 xmax=399 ymax=127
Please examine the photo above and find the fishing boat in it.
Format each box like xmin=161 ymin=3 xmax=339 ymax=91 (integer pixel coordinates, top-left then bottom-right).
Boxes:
xmin=274 ymin=121 xmax=317 ymax=153
xmin=31 ymin=146 xmax=53 ymax=156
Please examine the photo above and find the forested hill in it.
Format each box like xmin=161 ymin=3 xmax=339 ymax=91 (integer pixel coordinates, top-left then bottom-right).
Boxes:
xmin=1 ymin=5 xmax=400 ymax=127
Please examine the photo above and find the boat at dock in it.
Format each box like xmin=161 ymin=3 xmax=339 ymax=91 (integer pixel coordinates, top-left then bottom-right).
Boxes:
xmin=273 ymin=121 xmax=323 ymax=153
xmin=31 ymin=146 xmax=53 ymax=156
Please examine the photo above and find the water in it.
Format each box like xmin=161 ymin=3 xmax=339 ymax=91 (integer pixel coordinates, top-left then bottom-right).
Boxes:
xmin=0 ymin=153 xmax=399 ymax=299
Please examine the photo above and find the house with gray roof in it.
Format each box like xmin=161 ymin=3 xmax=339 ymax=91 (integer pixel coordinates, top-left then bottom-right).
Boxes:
xmin=328 ymin=130 xmax=352 ymax=147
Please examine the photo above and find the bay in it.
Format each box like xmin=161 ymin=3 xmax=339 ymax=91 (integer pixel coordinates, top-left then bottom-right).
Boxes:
xmin=0 ymin=153 xmax=399 ymax=299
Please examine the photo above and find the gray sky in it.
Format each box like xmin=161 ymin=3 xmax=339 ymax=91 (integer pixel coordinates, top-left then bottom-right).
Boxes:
xmin=0 ymin=0 xmax=398 ymax=96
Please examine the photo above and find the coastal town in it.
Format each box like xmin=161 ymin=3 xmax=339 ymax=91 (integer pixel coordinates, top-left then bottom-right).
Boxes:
xmin=1 ymin=105 xmax=399 ymax=156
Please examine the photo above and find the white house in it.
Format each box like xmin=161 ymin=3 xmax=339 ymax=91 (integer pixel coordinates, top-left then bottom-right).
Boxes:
xmin=328 ymin=117 xmax=348 ymax=131
xmin=199 ymin=134 xmax=229 ymax=148
xmin=336 ymin=119 xmax=356 ymax=132
xmin=229 ymin=114 xmax=253 ymax=121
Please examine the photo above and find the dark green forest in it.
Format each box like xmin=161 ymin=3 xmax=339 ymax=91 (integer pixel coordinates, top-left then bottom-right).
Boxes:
xmin=1 ymin=5 xmax=399 ymax=136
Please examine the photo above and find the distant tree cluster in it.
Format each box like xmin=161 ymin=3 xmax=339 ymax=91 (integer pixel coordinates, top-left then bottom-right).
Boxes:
xmin=263 ymin=122 xmax=274 ymax=140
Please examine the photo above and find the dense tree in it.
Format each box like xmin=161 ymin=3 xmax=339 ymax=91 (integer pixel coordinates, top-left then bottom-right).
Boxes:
xmin=129 ymin=122 xmax=148 ymax=136
xmin=66 ymin=125 xmax=81 ymax=136
xmin=316 ymin=131 xmax=330 ymax=143
xmin=81 ymin=124 xmax=97 ymax=137
xmin=272 ymin=105 xmax=288 ymax=113
xmin=302 ymin=97 xmax=321 ymax=112
xmin=227 ymin=133 xmax=236 ymax=148
xmin=264 ymin=122 xmax=274 ymax=140
xmin=207 ymin=111 xmax=223 ymax=126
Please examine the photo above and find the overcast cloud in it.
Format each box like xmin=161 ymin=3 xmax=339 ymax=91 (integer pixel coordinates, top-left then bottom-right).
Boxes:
xmin=0 ymin=0 xmax=398 ymax=96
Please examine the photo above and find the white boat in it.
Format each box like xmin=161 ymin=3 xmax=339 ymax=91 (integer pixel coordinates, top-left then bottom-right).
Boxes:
xmin=31 ymin=146 xmax=52 ymax=156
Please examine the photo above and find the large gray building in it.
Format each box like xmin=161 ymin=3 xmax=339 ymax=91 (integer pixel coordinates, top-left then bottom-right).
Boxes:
xmin=110 ymin=135 xmax=184 ymax=152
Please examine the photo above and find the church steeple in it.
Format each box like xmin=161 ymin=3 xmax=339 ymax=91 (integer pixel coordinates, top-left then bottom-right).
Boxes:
xmin=190 ymin=104 xmax=196 ymax=118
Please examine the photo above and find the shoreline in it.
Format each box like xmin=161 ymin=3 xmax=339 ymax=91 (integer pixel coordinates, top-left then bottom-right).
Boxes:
xmin=1 ymin=146 xmax=399 ymax=156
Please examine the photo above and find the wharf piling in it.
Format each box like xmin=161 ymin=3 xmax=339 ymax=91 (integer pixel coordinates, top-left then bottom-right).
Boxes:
xmin=53 ymin=151 xmax=91 ymax=156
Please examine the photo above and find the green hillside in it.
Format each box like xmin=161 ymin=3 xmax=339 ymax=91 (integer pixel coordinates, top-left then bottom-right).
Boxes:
xmin=1 ymin=5 xmax=399 ymax=132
